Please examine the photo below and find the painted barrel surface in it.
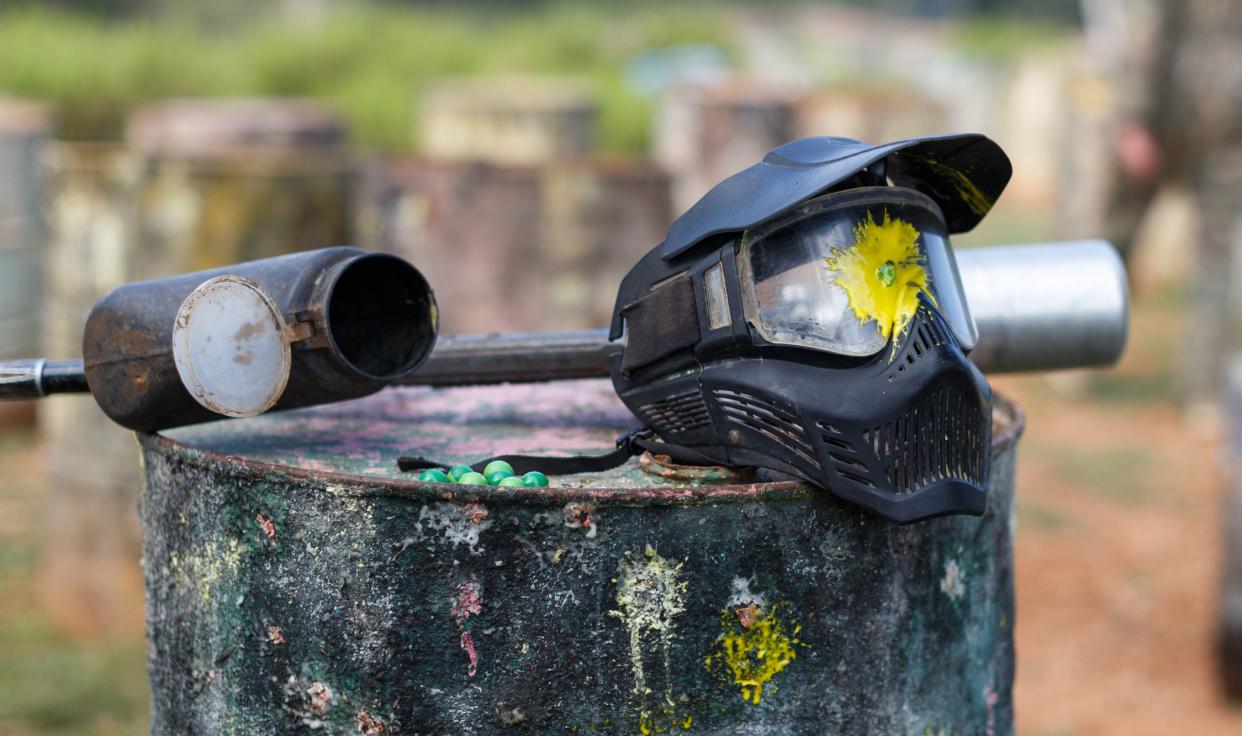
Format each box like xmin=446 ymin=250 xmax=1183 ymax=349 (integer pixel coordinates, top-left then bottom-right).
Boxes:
xmin=141 ymin=380 xmax=1023 ymax=735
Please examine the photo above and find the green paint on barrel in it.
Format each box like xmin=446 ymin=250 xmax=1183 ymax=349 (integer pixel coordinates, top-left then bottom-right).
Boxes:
xmin=141 ymin=379 xmax=1023 ymax=735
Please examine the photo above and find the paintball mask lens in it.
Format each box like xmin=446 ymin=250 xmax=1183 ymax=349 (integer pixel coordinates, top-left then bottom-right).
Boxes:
xmin=738 ymin=187 xmax=978 ymax=356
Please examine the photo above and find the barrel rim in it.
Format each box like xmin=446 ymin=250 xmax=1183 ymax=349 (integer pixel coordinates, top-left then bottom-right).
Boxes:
xmin=140 ymin=392 xmax=1024 ymax=508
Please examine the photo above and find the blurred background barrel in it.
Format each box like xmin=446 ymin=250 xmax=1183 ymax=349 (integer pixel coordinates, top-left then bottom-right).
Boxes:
xmin=38 ymin=99 xmax=355 ymax=637
xmin=654 ymin=82 xmax=805 ymax=213
xmin=421 ymin=78 xmax=597 ymax=165
xmin=351 ymin=77 xmax=673 ymax=334
xmin=0 ymin=100 xmax=51 ymax=428
xmin=125 ymin=99 xmax=354 ymax=273
xmin=356 ymin=157 xmax=672 ymax=333
xmin=140 ymin=381 xmax=1023 ymax=735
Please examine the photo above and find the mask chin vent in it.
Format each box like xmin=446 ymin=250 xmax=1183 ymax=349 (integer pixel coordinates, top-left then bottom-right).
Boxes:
xmin=711 ymin=389 xmax=820 ymax=470
xmin=637 ymin=390 xmax=711 ymax=436
xmin=816 ymin=421 xmax=877 ymax=489
xmin=891 ymin=304 xmax=951 ymax=377
xmin=862 ymin=384 xmax=988 ymax=495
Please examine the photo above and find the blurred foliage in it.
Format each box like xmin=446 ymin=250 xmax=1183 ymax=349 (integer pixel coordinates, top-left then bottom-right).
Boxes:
xmin=949 ymin=15 xmax=1071 ymax=58
xmin=37 ymin=0 xmax=1085 ymax=24
xmin=0 ymin=621 xmax=148 ymax=735
xmin=832 ymin=0 xmax=1080 ymax=23
xmin=1015 ymin=501 xmax=1077 ymax=532
xmin=0 ymin=3 xmax=737 ymax=152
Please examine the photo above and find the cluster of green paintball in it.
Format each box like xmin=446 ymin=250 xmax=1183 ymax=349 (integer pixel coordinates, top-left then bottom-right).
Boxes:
xmin=418 ymin=460 xmax=549 ymax=488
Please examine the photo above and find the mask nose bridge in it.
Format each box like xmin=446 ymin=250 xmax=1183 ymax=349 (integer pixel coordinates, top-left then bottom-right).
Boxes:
xmin=876 ymin=294 xmax=961 ymax=379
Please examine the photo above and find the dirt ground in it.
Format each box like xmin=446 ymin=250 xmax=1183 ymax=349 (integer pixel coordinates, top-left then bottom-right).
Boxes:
xmin=999 ymin=288 xmax=1242 ymax=735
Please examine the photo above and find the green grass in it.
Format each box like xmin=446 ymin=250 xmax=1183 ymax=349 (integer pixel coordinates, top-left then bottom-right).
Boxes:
xmin=1016 ymin=502 xmax=1078 ymax=532
xmin=0 ymin=3 xmax=736 ymax=152
xmin=950 ymin=15 xmax=1071 ymax=60
xmin=0 ymin=429 xmax=148 ymax=735
xmin=1055 ymin=446 xmax=1160 ymax=506
xmin=0 ymin=623 xmax=148 ymax=735
xmin=1085 ymin=372 xmax=1179 ymax=404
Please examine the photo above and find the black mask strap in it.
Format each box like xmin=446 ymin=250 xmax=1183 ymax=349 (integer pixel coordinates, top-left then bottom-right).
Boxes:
xmin=618 ymin=274 xmax=700 ymax=374
xmin=397 ymin=426 xmax=661 ymax=477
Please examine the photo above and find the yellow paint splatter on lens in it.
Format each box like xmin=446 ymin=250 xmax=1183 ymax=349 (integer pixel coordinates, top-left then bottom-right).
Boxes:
xmin=705 ymin=603 xmax=801 ymax=705
xmin=825 ymin=210 xmax=936 ymax=354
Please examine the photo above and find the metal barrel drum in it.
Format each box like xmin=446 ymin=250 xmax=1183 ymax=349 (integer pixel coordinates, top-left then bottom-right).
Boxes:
xmin=39 ymin=99 xmax=354 ymax=636
xmin=0 ymin=100 xmax=51 ymax=426
xmin=654 ymin=82 xmax=806 ymax=214
xmin=420 ymin=78 xmax=597 ymax=166
xmin=140 ymin=380 xmax=1023 ymax=735
xmin=797 ymin=84 xmax=949 ymax=158
xmin=124 ymin=99 xmax=354 ymax=273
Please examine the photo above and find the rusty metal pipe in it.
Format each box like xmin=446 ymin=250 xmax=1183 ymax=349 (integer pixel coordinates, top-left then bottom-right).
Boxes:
xmin=90 ymin=247 xmax=437 ymax=431
xmin=13 ymin=247 xmax=437 ymax=431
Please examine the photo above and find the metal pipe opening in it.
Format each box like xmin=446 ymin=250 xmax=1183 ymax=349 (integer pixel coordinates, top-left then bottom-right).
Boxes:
xmin=324 ymin=253 xmax=437 ymax=380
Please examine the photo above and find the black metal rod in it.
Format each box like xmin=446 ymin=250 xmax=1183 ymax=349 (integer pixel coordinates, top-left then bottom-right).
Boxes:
xmin=0 ymin=329 xmax=616 ymax=397
xmin=0 ymin=359 xmax=90 ymax=398
xmin=404 ymin=329 xmax=617 ymax=386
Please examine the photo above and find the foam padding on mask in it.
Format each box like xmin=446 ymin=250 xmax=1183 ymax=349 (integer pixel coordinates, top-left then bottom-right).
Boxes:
xmin=825 ymin=211 xmax=936 ymax=352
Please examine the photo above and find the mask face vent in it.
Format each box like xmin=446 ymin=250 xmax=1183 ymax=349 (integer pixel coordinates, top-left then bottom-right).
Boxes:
xmin=816 ymin=420 xmax=877 ymax=488
xmin=712 ymin=389 xmax=820 ymax=470
xmin=637 ymin=390 xmax=711 ymax=436
xmin=893 ymin=304 xmax=951 ymax=376
xmin=862 ymin=384 xmax=988 ymax=495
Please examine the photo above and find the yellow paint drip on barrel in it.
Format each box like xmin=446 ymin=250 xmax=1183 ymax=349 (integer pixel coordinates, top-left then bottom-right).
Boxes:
xmin=825 ymin=211 xmax=935 ymax=352
xmin=167 ymin=538 xmax=245 ymax=606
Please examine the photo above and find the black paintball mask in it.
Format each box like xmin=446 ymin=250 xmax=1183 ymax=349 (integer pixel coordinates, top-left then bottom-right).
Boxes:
xmin=609 ymin=134 xmax=1012 ymax=523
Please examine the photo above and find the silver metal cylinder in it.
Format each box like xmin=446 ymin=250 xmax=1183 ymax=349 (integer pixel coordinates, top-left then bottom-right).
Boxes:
xmin=959 ymin=240 xmax=1129 ymax=373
